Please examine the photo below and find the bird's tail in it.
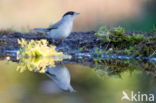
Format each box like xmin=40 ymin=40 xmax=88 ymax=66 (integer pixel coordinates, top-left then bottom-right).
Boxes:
xmin=33 ymin=28 xmax=49 ymax=32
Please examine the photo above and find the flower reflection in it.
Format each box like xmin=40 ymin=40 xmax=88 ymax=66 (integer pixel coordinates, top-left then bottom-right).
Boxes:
xmin=17 ymin=57 xmax=63 ymax=73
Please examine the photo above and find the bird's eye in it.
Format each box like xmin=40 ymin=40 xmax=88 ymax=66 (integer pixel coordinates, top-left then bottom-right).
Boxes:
xmin=71 ymin=12 xmax=74 ymax=15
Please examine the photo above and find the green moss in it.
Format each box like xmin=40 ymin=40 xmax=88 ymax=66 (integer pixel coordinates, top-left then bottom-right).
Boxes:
xmin=95 ymin=26 xmax=125 ymax=42
xmin=110 ymin=26 xmax=125 ymax=36
xmin=95 ymin=26 xmax=156 ymax=57
xmin=95 ymin=26 xmax=110 ymax=42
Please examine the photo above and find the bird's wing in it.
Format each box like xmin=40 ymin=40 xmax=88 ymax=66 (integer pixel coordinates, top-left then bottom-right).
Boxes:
xmin=34 ymin=20 xmax=62 ymax=32
xmin=33 ymin=22 xmax=59 ymax=32
xmin=46 ymin=71 xmax=56 ymax=77
xmin=47 ymin=21 xmax=62 ymax=30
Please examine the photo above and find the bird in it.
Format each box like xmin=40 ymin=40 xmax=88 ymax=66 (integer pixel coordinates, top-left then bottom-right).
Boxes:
xmin=45 ymin=63 xmax=76 ymax=92
xmin=34 ymin=11 xmax=80 ymax=40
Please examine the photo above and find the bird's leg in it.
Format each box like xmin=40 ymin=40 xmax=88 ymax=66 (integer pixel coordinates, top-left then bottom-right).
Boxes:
xmin=50 ymin=39 xmax=54 ymax=44
xmin=53 ymin=39 xmax=56 ymax=44
xmin=61 ymin=39 xmax=65 ymax=46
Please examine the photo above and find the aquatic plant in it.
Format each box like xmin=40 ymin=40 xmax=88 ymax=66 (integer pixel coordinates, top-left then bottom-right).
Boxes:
xmin=17 ymin=39 xmax=69 ymax=73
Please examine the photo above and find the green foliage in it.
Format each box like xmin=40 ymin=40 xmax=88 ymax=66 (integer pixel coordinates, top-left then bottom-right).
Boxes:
xmin=95 ymin=26 xmax=111 ymax=42
xmin=95 ymin=26 xmax=125 ymax=42
xmin=110 ymin=26 xmax=125 ymax=36
xmin=95 ymin=26 xmax=156 ymax=57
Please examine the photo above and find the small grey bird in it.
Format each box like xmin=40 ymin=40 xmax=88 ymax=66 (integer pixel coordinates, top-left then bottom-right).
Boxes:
xmin=34 ymin=11 xmax=80 ymax=40
xmin=46 ymin=63 xmax=76 ymax=92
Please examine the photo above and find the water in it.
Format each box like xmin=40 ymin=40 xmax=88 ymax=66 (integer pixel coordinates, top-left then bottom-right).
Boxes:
xmin=0 ymin=54 xmax=156 ymax=103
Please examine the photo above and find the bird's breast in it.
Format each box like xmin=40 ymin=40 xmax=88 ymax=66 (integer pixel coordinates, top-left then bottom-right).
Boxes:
xmin=60 ymin=21 xmax=73 ymax=34
xmin=48 ymin=21 xmax=73 ymax=39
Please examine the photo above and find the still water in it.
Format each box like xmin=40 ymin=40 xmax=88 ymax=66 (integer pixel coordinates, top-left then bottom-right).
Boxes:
xmin=0 ymin=57 xmax=156 ymax=103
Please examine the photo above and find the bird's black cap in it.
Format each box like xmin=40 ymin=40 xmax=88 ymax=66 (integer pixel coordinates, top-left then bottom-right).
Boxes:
xmin=63 ymin=11 xmax=75 ymax=17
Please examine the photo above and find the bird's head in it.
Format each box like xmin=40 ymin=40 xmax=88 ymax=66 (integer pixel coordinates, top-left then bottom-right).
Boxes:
xmin=62 ymin=11 xmax=80 ymax=21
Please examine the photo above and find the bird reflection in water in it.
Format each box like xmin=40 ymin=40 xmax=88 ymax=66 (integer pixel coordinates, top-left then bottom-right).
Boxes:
xmin=45 ymin=63 xmax=76 ymax=92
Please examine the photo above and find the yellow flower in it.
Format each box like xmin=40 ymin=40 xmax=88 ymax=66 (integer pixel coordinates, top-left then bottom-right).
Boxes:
xmin=17 ymin=39 xmax=70 ymax=73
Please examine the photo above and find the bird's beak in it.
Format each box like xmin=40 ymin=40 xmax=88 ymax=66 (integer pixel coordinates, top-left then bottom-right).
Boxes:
xmin=76 ymin=12 xmax=80 ymax=15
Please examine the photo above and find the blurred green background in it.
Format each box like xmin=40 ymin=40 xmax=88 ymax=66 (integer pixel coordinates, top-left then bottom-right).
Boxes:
xmin=0 ymin=0 xmax=155 ymax=32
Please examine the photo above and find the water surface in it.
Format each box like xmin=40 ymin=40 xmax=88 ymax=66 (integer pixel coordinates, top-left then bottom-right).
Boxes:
xmin=0 ymin=58 xmax=156 ymax=103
